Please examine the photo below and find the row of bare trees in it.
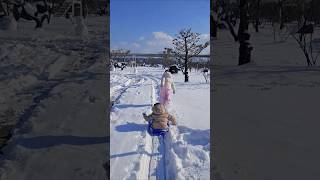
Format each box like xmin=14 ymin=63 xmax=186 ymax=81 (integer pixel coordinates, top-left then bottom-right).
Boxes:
xmin=213 ymin=0 xmax=320 ymax=66
xmin=110 ymin=49 xmax=130 ymax=62
xmin=0 ymin=0 xmax=108 ymax=29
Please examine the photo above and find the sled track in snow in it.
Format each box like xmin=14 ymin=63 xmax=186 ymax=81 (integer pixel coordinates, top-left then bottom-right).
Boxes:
xmin=114 ymin=72 xmax=172 ymax=180
xmin=110 ymin=77 xmax=145 ymax=110
xmin=135 ymin=74 xmax=168 ymax=180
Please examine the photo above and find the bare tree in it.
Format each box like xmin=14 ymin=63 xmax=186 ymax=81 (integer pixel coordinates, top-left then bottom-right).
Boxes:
xmin=216 ymin=0 xmax=239 ymax=41
xmin=215 ymin=0 xmax=252 ymax=65
xmin=172 ymin=28 xmax=209 ymax=82
xmin=291 ymin=2 xmax=320 ymax=66
xmin=252 ymin=0 xmax=261 ymax=32
xmin=111 ymin=49 xmax=130 ymax=62
xmin=0 ymin=0 xmax=8 ymax=16
xmin=292 ymin=25 xmax=319 ymax=66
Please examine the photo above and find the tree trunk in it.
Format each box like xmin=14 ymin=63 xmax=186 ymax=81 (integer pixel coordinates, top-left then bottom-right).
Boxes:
xmin=184 ymin=38 xmax=189 ymax=82
xmin=184 ymin=59 xmax=189 ymax=82
xmin=279 ymin=0 xmax=284 ymax=30
xmin=255 ymin=19 xmax=259 ymax=33
xmin=238 ymin=0 xmax=252 ymax=65
xmin=211 ymin=15 xmax=217 ymax=38
xmin=255 ymin=0 xmax=261 ymax=33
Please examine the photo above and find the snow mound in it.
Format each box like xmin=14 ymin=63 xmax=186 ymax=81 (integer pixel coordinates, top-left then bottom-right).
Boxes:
xmin=165 ymin=126 xmax=210 ymax=179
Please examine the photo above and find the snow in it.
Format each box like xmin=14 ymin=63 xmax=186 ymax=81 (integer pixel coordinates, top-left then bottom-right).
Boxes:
xmin=110 ymin=67 xmax=210 ymax=179
xmin=0 ymin=16 xmax=108 ymax=179
xmin=213 ymin=25 xmax=320 ymax=180
xmin=24 ymin=3 xmax=37 ymax=16
xmin=0 ymin=16 xmax=17 ymax=31
xmin=74 ymin=17 xmax=88 ymax=36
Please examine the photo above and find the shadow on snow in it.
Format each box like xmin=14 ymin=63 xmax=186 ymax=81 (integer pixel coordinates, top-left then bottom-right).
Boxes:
xmin=114 ymin=104 xmax=150 ymax=109
xmin=15 ymin=135 xmax=109 ymax=149
xmin=110 ymin=150 xmax=160 ymax=159
xmin=177 ymin=125 xmax=210 ymax=147
xmin=115 ymin=122 xmax=147 ymax=133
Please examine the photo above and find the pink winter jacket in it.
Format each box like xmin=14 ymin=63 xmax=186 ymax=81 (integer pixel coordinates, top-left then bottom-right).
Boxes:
xmin=160 ymin=72 xmax=176 ymax=93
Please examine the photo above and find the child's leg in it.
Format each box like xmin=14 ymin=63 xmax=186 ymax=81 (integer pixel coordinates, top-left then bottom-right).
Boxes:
xmin=164 ymin=88 xmax=172 ymax=105
xmin=162 ymin=88 xmax=167 ymax=105
xmin=159 ymin=87 xmax=165 ymax=104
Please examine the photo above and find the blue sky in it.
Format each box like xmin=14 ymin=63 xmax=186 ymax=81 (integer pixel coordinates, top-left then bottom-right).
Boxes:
xmin=111 ymin=0 xmax=210 ymax=54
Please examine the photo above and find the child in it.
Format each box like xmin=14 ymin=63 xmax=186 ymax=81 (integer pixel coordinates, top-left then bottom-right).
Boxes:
xmin=143 ymin=103 xmax=176 ymax=132
xmin=159 ymin=70 xmax=176 ymax=106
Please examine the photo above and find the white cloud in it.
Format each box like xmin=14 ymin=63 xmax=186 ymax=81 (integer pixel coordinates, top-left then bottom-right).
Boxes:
xmin=199 ymin=33 xmax=210 ymax=42
xmin=153 ymin=32 xmax=173 ymax=44
xmin=112 ymin=31 xmax=209 ymax=54
xmin=132 ymin=43 xmax=140 ymax=48
xmin=139 ymin=36 xmax=145 ymax=41
xmin=134 ymin=31 xmax=174 ymax=53
xmin=199 ymin=33 xmax=210 ymax=55
xmin=146 ymin=40 xmax=156 ymax=46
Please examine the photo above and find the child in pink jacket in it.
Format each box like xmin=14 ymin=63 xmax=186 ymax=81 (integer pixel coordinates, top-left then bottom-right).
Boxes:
xmin=159 ymin=70 xmax=176 ymax=106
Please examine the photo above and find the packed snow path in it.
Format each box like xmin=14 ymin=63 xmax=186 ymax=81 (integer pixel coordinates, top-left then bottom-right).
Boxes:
xmin=110 ymin=71 xmax=164 ymax=179
xmin=110 ymin=67 xmax=210 ymax=180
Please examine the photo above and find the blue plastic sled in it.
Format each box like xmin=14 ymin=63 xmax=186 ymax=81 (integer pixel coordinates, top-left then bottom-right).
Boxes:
xmin=147 ymin=120 xmax=169 ymax=137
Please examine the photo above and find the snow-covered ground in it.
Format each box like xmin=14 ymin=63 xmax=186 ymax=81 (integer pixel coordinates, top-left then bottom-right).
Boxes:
xmin=110 ymin=67 xmax=210 ymax=179
xmin=213 ymin=25 xmax=320 ymax=180
xmin=0 ymin=16 xmax=108 ymax=179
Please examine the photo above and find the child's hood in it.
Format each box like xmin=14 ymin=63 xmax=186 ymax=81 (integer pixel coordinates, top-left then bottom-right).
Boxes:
xmin=152 ymin=104 xmax=166 ymax=115
xmin=163 ymin=71 xmax=172 ymax=79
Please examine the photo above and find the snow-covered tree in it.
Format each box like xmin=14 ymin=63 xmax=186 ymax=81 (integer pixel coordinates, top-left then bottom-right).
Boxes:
xmin=171 ymin=28 xmax=209 ymax=82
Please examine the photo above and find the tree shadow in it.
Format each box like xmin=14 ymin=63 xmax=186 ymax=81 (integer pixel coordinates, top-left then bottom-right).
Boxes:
xmin=115 ymin=122 xmax=146 ymax=133
xmin=15 ymin=135 xmax=109 ymax=149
